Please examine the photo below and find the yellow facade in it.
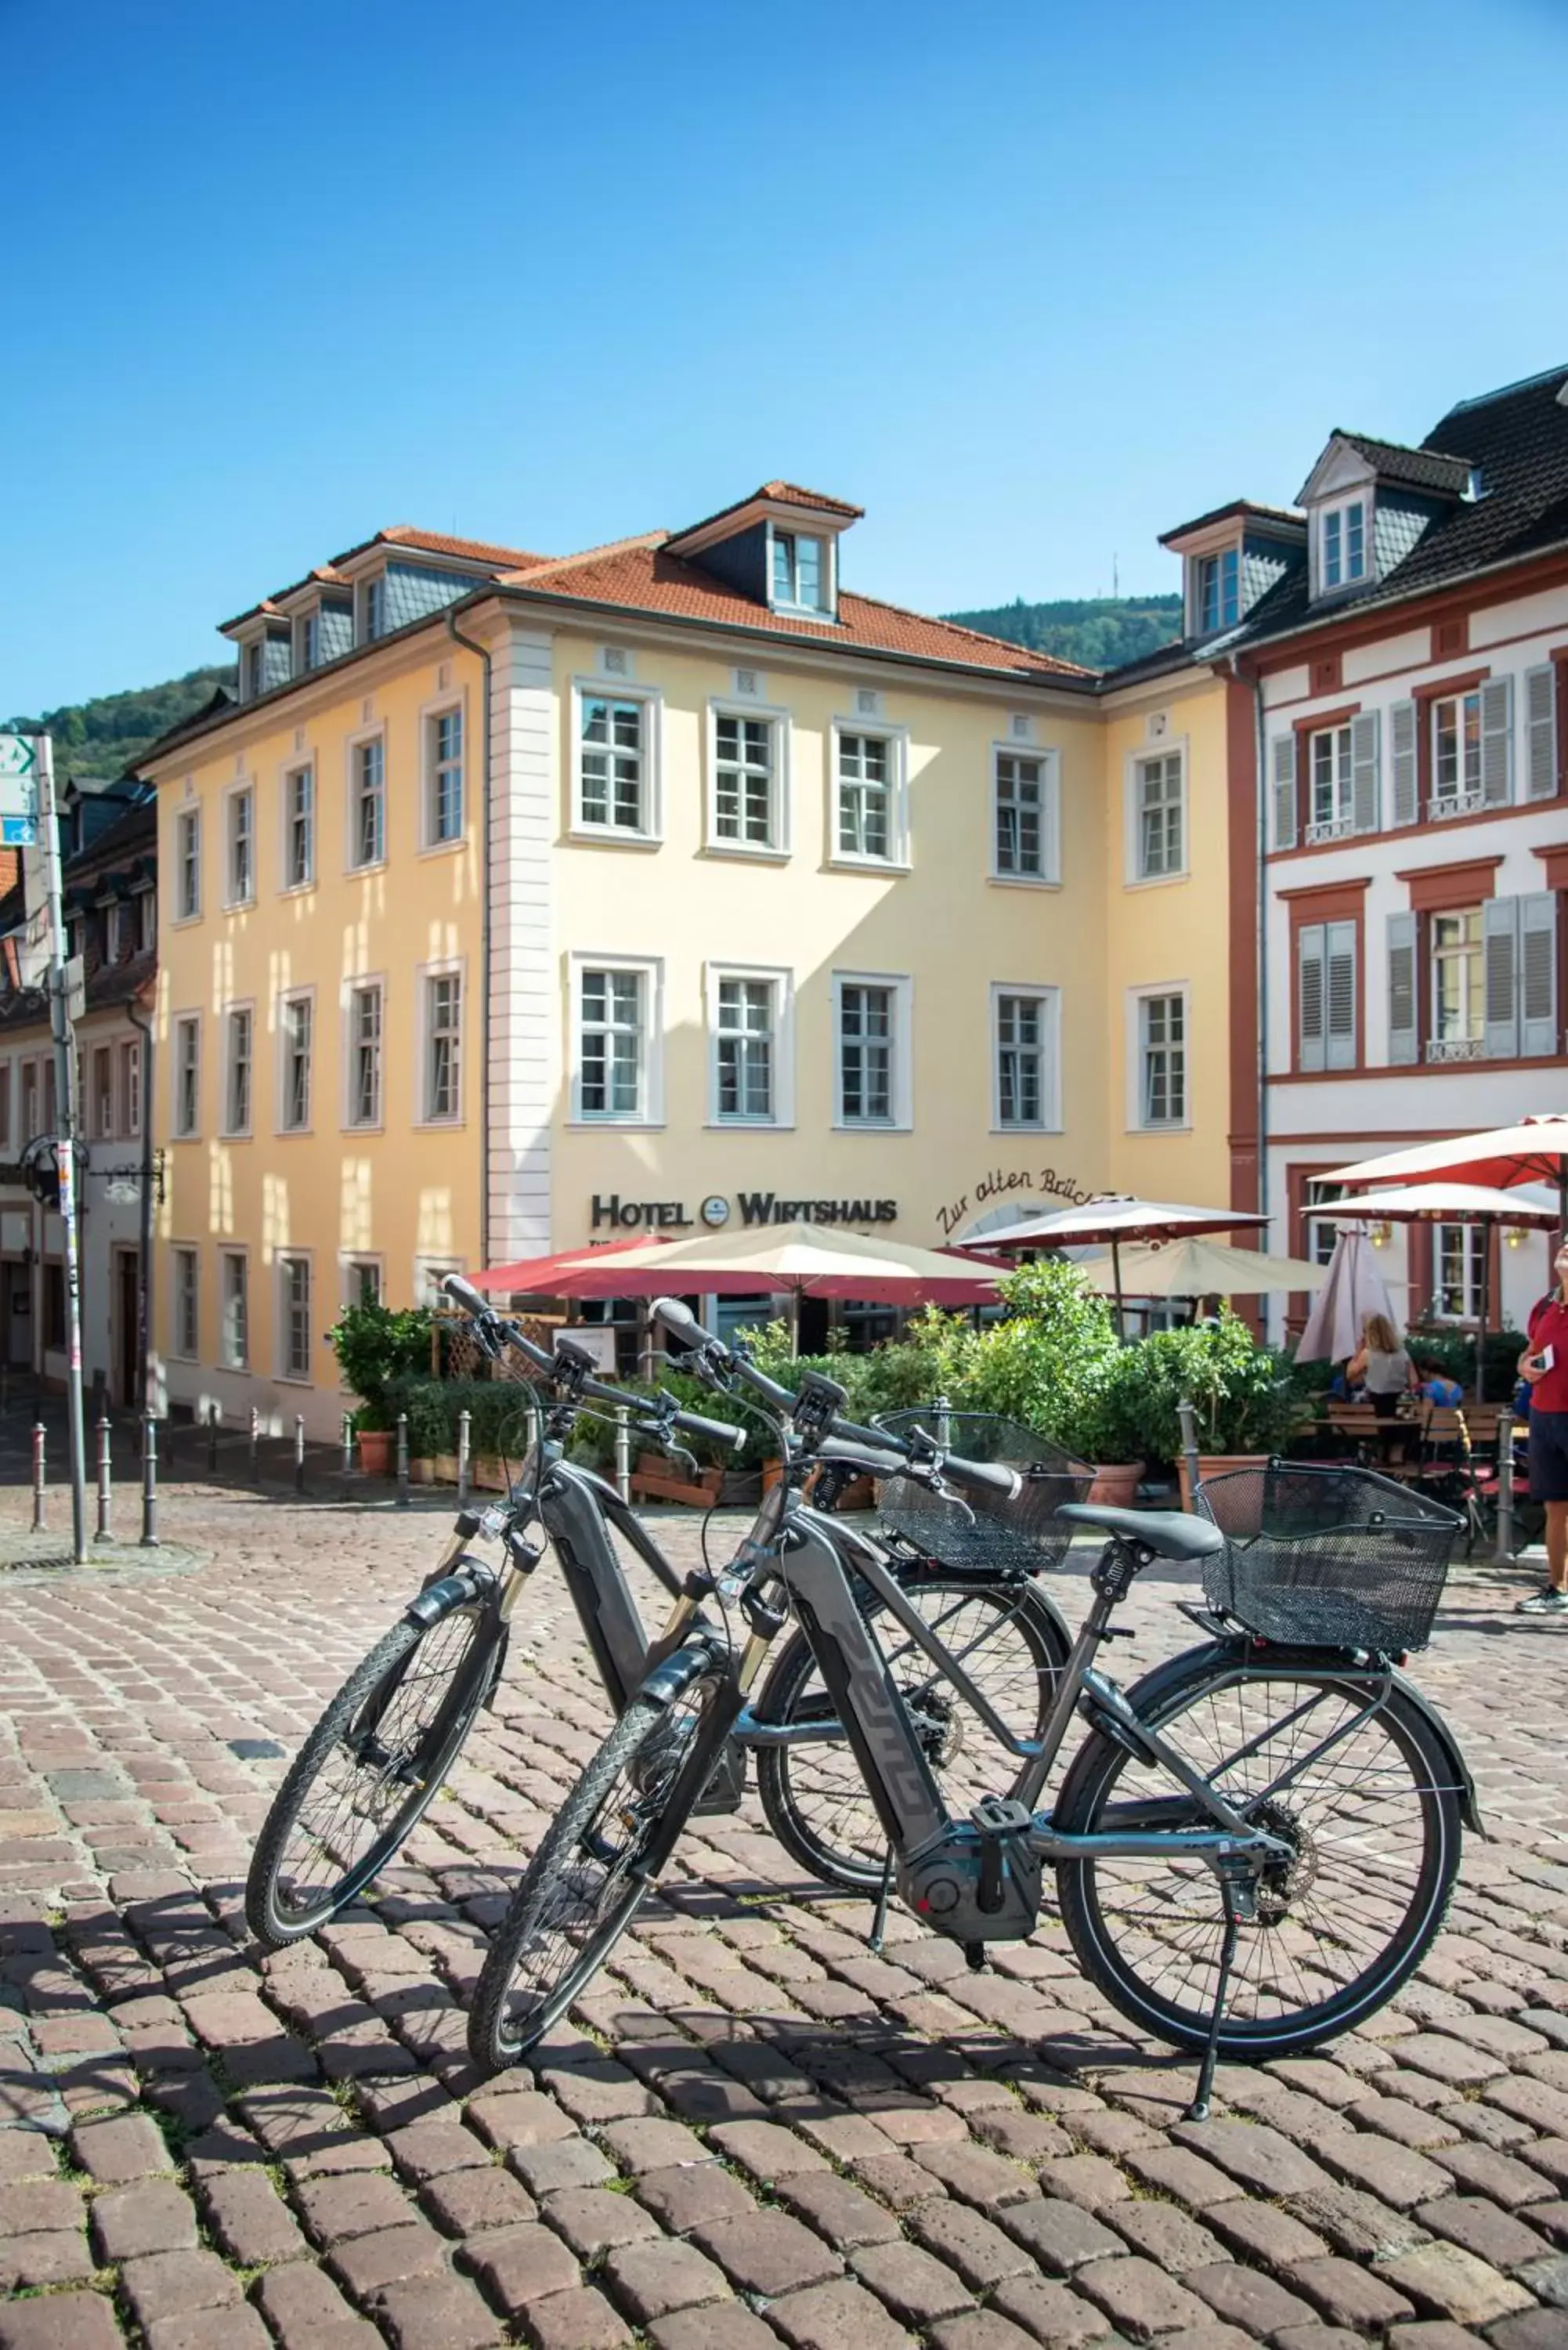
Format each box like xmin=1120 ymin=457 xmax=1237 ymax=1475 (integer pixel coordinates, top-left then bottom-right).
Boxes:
xmin=148 ymin=548 xmax=1230 ymax=1438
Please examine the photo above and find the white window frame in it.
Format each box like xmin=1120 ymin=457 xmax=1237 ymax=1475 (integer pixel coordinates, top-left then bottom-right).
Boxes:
xmin=175 ymin=805 xmax=201 ymax=924
xmin=345 ymin=726 xmax=387 ymax=872
xmin=90 ymin=1045 xmax=114 ymax=1141
xmin=991 ymin=745 xmax=1060 ymax=887
xmin=137 ymin=886 xmax=157 ymax=951
xmin=172 ymin=1014 xmax=201 ymax=1140
xmin=420 ymin=691 xmax=468 ymax=851
xmin=341 ymin=1255 xmax=385 ymax=1310
xmin=1194 ymin=547 xmax=1240 ymax=634
xmin=1126 ymin=983 xmax=1191 ymax=1132
xmin=276 ymin=1251 xmax=315 ymax=1384
xmin=222 ymin=1003 xmax=255 ymax=1139
xmin=1318 ymin=497 xmax=1368 ymax=591
xmin=218 ymin=1247 xmax=250 ymax=1370
xmin=1429 ymin=904 xmax=1485 ymax=1058
xmin=1124 ymin=742 xmax=1188 ymax=886
xmin=1433 ymin=1222 xmax=1487 ymax=1322
xmin=768 ymin=526 xmax=834 ymax=616
xmin=1431 ymin=689 xmax=1483 ymax=817
xmin=414 ymin=1256 xmax=465 ymax=1310
xmin=222 ymin=782 xmax=255 ymax=909
xmin=171 ymin=1246 xmax=200 ymax=1361
xmin=1306 ymin=721 xmax=1355 ymax=841
xmin=120 ymin=1038 xmax=142 ymax=1141
xmin=829 ymin=721 xmax=910 ymax=870
xmin=294 ymin=609 xmax=321 ymax=674
xmin=417 ymin=962 xmax=465 ymax=1128
xmin=569 ymin=678 xmax=663 ymax=844
xmin=568 ymin=953 xmax=664 ymax=1127
xmin=703 ymin=963 xmax=795 ymax=1129
xmin=990 ymin=983 xmax=1062 ymax=1134
xmin=343 ymin=977 xmax=385 ymax=1131
xmin=281 ymin=761 xmax=316 ymax=891
xmin=831 ymin=969 xmax=913 ymax=1132
xmin=705 ymin=700 xmax=790 ymax=859
xmin=359 ymin=573 xmax=385 ymax=645
xmin=278 ymin=986 xmax=315 ymax=1133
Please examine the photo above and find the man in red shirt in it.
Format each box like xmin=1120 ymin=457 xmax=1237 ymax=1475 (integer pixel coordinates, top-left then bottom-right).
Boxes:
xmin=1517 ymin=1237 xmax=1568 ymax=1616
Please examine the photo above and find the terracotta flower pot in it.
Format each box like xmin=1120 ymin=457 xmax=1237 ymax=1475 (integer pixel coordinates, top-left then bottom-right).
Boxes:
xmin=356 ymin=1428 xmax=394 ymax=1476
xmin=1178 ymin=1452 xmax=1267 ymax=1511
xmin=1087 ymin=1462 xmax=1141 ymax=1507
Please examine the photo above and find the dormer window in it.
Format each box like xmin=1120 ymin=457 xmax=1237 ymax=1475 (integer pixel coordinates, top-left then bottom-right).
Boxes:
xmin=244 ymin=642 xmax=265 ymax=700
xmin=1195 ymin=549 xmax=1239 ymax=634
xmin=771 ymin=530 xmax=830 ymax=615
xmin=298 ymin=611 xmax=320 ymax=674
xmin=1321 ymin=500 xmax=1367 ymax=590
xmin=362 ymin=576 xmax=385 ymax=644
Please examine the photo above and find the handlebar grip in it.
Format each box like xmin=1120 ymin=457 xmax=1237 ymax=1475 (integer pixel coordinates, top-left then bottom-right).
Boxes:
xmin=670 ymin=1408 xmax=746 ymax=1452
xmin=651 ymin=1296 xmax=715 ymax=1348
xmin=941 ymin=1453 xmax=1023 ymax=1502
xmin=832 ymin=1413 xmax=912 ymax=1455
xmin=443 ymin=1272 xmax=496 ymax=1318
xmin=817 ymin=1436 xmax=909 ymax=1477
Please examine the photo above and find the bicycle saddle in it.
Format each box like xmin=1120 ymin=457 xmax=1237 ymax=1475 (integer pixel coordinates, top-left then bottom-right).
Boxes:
xmin=1058 ymin=1502 xmax=1225 ymax=1564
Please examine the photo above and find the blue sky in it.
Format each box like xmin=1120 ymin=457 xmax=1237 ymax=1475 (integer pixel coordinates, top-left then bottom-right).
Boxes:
xmin=6 ymin=0 xmax=1566 ymax=714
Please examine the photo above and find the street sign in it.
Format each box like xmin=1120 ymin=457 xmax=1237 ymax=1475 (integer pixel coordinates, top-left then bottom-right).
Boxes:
xmin=0 ymin=733 xmax=38 ymax=779
xmin=2 ymin=815 xmax=38 ymax=846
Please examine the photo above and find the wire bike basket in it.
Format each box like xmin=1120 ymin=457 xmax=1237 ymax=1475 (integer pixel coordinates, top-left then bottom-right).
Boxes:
xmin=1194 ymin=1461 xmax=1463 ymax=1654
xmin=872 ymin=1409 xmax=1093 ymax=1575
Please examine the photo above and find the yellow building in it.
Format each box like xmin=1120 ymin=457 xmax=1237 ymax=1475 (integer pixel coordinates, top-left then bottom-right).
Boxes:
xmin=143 ymin=489 xmax=1237 ymax=1437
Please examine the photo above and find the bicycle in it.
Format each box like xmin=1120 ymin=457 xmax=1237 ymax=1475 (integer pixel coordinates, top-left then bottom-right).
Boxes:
xmin=245 ymin=1278 xmax=1078 ymax=1946
xmin=468 ymin=1296 xmax=1481 ymax=2121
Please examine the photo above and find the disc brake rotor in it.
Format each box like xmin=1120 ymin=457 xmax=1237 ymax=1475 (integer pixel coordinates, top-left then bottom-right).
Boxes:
xmin=1248 ymin=1796 xmax=1319 ymax=1924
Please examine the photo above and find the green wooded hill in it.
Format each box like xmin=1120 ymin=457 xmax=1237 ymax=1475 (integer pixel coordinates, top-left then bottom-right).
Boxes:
xmin=7 ymin=664 xmax=236 ymax=781
xmin=945 ymin=594 xmax=1183 ymax=670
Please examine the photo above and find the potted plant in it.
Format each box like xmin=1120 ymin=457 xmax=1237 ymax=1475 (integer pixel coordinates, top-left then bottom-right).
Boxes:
xmin=1118 ymin=1316 xmax=1307 ymax=1506
xmin=966 ymin=1260 xmax=1139 ymax=1501
xmin=329 ymin=1301 xmax=434 ymax=1475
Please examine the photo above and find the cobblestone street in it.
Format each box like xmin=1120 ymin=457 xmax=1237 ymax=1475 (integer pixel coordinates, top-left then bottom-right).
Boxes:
xmin=3 ymin=1467 xmax=1568 ymax=2350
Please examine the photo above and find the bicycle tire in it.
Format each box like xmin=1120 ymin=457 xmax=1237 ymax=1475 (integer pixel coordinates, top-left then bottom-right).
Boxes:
xmin=468 ymin=1684 xmax=708 ymax=2071
xmin=1054 ymin=1650 xmax=1462 ymax=2058
xmin=754 ymin=1573 xmax=1070 ymax=1892
xmin=245 ymin=1607 xmax=497 ymax=1949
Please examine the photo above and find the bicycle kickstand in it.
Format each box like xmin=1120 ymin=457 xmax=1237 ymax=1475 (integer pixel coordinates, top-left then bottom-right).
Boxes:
xmin=1184 ymin=1903 xmax=1240 ymax=2124
xmin=868 ymin=1844 xmax=895 ymax=1958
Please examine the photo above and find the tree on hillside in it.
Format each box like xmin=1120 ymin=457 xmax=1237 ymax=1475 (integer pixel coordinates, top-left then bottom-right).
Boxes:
xmin=7 ymin=664 xmax=237 ymax=779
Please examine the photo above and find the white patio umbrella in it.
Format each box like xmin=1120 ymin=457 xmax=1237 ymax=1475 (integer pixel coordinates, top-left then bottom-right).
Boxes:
xmin=1324 ymin=1115 xmax=1568 ymax=1231
xmin=1075 ymin=1235 xmax=1328 ymax=1304
xmin=1324 ymin=1183 xmax=1559 ymax=1397
xmin=959 ymin=1195 xmax=1269 ymax=1336
xmin=1296 ymin=1229 xmax=1396 ymax=1364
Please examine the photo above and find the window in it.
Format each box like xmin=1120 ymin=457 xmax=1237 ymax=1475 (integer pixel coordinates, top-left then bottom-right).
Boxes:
xmin=20 ymin=1061 xmax=38 ymax=1144
xmin=0 ymin=1065 xmax=9 ymax=1152
xmin=1429 ymin=906 xmax=1484 ymax=1060
xmin=219 ymin=1252 xmax=248 ymax=1368
xmin=284 ymin=766 xmax=315 ymax=888
xmin=174 ymin=1018 xmax=201 ymax=1138
xmin=120 ymin=1040 xmax=141 ymax=1140
xmin=713 ymin=976 xmax=775 ymax=1124
xmin=578 ymin=967 xmax=645 ymax=1119
xmin=578 ymin=694 xmax=652 ymax=834
xmin=771 ymin=530 xmax=828 ymax=612
xmin=176 ymin=807 xmax=201 ymax=920
xmin=832 ymin=728 xmax=907 ymax=870
xmin=423 ymin=973 xmax=461 ymax=1122
xmin=1133 ymin=751 xmax=1185 ymax=880
xmin=172 ymin=1249 xmax=199 ymax=1360
xmin=1308 ymin=724 xmax=1353 ymax=840
xmin=1434 ymin=1223 xmax=1486 ymax=1321
xmin=1321 ymin=500 xmax=1367 ymax=590
xmin=351 ymin=738 xmax=385 ymax=868
xmin=225 ymin=1007 xmax=253 ymax=1135
xmin=1136 ymin=991 xmax=1187 ymax=1126
xmin=362 ymin=577 xmax=384 ymax=643
xmin=347 ymin=983 xmax=383 ymax=1127
xmin=835 ymin=977 xmax=912 ymax=1128
xmin=994 ymin=988 xmax=1058 ymax=1131
xmin=299 ymin=611 xmax=320 ymax=674
xmin=426 ymin=708 xmax=464 ymax=844
xmin=279 ymin=1256 xmax=313 ymax=1381
xmin=244 ymin=642 xmax=264 ymax=701
xmin=713 ymin=713 xmax=779 ymax=849
xmin=227 ymin=786 xmax=254 ymax=905
xmin=138 ymin=889 xmax=156 ymax=951
xmin=1297 ymin=920 xmax=1358 ymax=1072
xmin=1306 ymin=1180 xmax=1346 ymax=1268
xmin=280 ymin=995 xmax=313 ymax=1130
xmin=1432 ymin=692 xmax=1481 ymax=815
xmin=1196 ymin=548 xmax=1239 ymax=633
xmin=993 ymin=750 xmax=1059 ymax=882
xmin=345 ymin=1258 xmax=382 ymax=1307
xmin=92 ymin=1047 xmax=114 ymax=1139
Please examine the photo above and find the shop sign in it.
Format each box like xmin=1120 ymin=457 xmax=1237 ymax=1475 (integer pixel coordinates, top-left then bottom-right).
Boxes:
xmin=935 ymin=1163 xmax=1098 ymax=1239
xmin=591 ymin=1190 xmax=898 ymax=1234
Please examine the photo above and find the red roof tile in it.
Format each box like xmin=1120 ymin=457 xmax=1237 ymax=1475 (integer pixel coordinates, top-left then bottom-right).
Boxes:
xmin=338 ymin=523 xmax=552 ymax=569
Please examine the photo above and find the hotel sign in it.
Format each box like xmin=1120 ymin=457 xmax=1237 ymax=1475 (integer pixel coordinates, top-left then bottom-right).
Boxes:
xmin=591 ymin=1191 xmax=898 ymax=1234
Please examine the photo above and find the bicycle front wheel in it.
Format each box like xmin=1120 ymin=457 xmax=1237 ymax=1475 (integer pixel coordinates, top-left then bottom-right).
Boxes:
xmin=246 ymin=1605 xmax=497 ymax=1948
xmin=468 ymin=1679 xmax=711 ymax=2072
xmin=1054 ymin=1650 xmax=1463 ymax=2057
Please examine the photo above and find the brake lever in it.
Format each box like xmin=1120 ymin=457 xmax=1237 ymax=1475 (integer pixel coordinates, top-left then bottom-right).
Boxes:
xmin=927 ymin=1470 xmax=977 ymax=1530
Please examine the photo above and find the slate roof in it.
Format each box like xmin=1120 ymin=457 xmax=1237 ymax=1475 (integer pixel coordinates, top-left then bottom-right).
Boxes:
xmin=1332 ymin=433 xmax=1475 ymax=497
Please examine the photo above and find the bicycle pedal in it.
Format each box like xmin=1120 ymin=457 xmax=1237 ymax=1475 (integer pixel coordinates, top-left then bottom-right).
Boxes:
xmin=963 ymin=1942 xmax=988 ymax=1972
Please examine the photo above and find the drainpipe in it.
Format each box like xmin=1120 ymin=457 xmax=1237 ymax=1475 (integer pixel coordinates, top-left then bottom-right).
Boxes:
xmin=1225 ymin=651 xmax=1271 ymax=1332
xmin=126 ymin=997 xmax=155 ymax=1414
xmin=446 ymin=609 xmax=493 ymax=1273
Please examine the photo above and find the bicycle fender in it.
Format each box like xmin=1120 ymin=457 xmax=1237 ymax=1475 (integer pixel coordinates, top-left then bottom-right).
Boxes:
xmin=405 ymin=1560 xmax=493 ymax=1628
xmin=638 ymin=1643 xmax=717 ymax=1709
xmin=1116 ymin=1639 xmax=1485 ymax=1840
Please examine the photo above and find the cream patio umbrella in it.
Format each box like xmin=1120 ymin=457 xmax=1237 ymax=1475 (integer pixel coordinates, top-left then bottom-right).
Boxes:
xmin=1324 ymin=1183 xmax=1559 ymax=1397
xmin=1323 ymin=1115 xmax=1568 ymax=1231
xmin=960 ymin=1195 xmax=1270 ymax=1336
xmin=1075 ymin=1235 xmax=1328 ymax=1306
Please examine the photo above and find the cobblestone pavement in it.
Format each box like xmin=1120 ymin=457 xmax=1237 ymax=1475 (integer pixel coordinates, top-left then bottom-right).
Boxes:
xmin=3 ymin=1470 xmax=1568 ymax=2350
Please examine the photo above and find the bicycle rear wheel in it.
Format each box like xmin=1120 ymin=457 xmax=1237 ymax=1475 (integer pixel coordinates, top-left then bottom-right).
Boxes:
xmin=246 ymin=1605 xmax=496 ymax=1948
xmin=1055 ymin=1650 xmax=1462 ymax=2057
xmin=754 ymin=1573 xmax=1069 ymax=1891
xmin=468 ymin=1678 xmax=711 ymax=2071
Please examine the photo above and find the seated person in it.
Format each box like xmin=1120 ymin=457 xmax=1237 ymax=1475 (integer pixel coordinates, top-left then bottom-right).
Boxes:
xmin=1346 ymin=1314 xmax=1416 ymax=1418
xmin=1411 ymin=1356 xmax=1463 ymax=1407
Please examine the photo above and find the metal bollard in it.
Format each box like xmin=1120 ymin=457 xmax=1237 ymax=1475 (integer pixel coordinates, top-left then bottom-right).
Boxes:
xmin=207 ymin=1402 xmax=219 ymax=1473
xmin=294 ymin=1414 xmax=305 ymax=1496
xmin=141 ymin=1414 xmax=159 ymax=1548
xmin=457 ymin=1410 xmax=471 ymax=1506
xmin=396 ymin=1413 xmax=410 ymax=1507
xmin=31 ymin=1421 xmax=45 ymax=1531
xmin=96 ymin=1416 xmax=112 ymax=1542
xmin=1177 ymin=1398 xmax=1203 ymax=1513
xmin=1494 ymin=1408 xmax=1516 ymax=1564
xmin=341 ymin=1412 xmax=354 ymax=1476
xmin=614 ymin=1405 xmax=630 ymax=1502
xmin=249 ymin=1405 xmax=260 ymax=1484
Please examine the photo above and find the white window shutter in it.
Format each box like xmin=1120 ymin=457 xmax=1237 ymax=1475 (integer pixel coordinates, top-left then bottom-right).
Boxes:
xmin=1298 ymin=923 xmax=1326 ymax=1072
xmin=1483 ymin=894 xmax=1520 ymax=1058
xmin=1271 ymin=734 xmax=1297 ymax=851
xmin=1350 ymin=710 xmax=1380 ymax=834
xmin=1325 ymin=919 xmax=1357 ymax=1069
xmin=1387 ymin=910 xmax=1418 ymax=1065
xmin=1389 ymin=700 xmax=1418 ymax=826
xmin=1526 ymin=663 xmax=1559 ymax=801
xmin=1480 ymin=675 xmax=1513 ymax=805
xmin=1521 ymin=891 xmax=1559 ymax=1057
